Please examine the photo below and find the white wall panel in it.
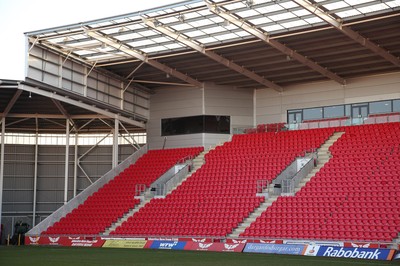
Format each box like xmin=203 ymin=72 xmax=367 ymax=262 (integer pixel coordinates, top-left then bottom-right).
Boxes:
xmin=27 ymin=46 xmax=150 ymax=120
xmin=256 ymin=72 xmax=400 ymax=124
xmin=147 ymin=86 xmax=203 ymax=149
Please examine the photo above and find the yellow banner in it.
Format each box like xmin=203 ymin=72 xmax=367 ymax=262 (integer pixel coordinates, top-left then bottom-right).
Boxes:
xmin=103 ymin=240 xmax=147 ymax=249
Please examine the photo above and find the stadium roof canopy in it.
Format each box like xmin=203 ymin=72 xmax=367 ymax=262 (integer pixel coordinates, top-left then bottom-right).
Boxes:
xmin=25 ymin=0 xmax=400 ymax=90
xmin=2 ymin=0 xmax=399 ymax=133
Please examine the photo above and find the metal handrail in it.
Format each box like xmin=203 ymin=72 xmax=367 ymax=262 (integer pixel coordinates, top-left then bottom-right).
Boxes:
xmin=26 ymin=144 xmax=148 ymax=236
xmin=233 ymin=113 xmax=400 ymax=135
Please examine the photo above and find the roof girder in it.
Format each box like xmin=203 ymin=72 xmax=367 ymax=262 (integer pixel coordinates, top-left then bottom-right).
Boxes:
xmin=85 ymin=29 xmax=203 ymax=88
xmin=143 ymin=18 xmax=283 ymax=92
xmin=293 ymin=0 xmax=400 ymax=67
xmin=206 ymin=1 xmax=346 ymax=85
xmin=1 ymin=90 xmax=22 ymax=118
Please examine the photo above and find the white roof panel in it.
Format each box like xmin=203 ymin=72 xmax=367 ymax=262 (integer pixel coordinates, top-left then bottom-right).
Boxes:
xmin=27 ymin=0 xmax=399 ymax=62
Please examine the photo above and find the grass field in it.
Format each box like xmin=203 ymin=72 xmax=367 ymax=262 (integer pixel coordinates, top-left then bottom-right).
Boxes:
xmin=0 ymin=246 xmax=398 ymax=266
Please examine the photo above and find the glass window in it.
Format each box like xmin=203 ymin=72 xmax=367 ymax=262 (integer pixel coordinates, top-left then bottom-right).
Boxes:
xmin=345 ymin=105 xmax=351 ymax=117
xmin=369 ymin=100 xmax=391 ymax=114
xmin=393 ymin=100 xmax=400 ymax=112
xmin=303 ymin=107 xmax=323 ymax=121
xmin=161 ymin=115 xmax=230 ymax=136
xmin=324 ymin=105 xmax=344 ymax=118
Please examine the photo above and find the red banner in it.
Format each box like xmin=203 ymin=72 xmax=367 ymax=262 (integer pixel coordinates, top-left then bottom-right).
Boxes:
xmin=179 ymin=237 xmax=217 ymax=243
xmin=185 ymin=241 xmax=245 ymax=252
xmin=343 ymin=242 xmax=379 ymax=249
xmin=225 ymin=239 xmax=248 ymax=244
xmin=25 ymin=236 xmax=105 ymax=247
xmin=255 ymin=239 xmax=284 ymax=244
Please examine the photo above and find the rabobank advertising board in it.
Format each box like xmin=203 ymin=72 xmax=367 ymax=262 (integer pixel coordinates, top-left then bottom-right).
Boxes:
xmin=243 ymin=243 xmax=307 ymax=255
xmin=315 ymin=246 xmax=395 ymax=261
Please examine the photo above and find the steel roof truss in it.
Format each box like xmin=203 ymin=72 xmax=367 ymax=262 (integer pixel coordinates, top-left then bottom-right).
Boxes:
xmin=293 ymin=0 xmax=400 ymax=67
xmin=206 ymin=1 xmax=346 ymax=85
xmin=85 ymin=29 xmax=203 ymax=87
xmin=143 ymin=18 xmax=283 ymax=91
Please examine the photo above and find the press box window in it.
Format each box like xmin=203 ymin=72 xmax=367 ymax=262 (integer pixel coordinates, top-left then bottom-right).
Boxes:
xmin=162 ymin=115 xmax=230 ymax=136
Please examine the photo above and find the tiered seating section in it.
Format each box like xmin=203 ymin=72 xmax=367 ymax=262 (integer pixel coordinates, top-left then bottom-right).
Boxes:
xmin=242 ymin=123 xmax=400 ymax=242
xmin=111 ymin=128 xmax=333 ymax=237
xmin=42 ymin=147 xmax=203 ymax=235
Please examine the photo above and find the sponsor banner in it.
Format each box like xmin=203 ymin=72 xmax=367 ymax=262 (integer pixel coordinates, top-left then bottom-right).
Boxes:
xmin=316 ymin=246 xmax=395 ymax=261
xmin=144 ymin=240 xmax=153 ymax=249
xmin=343 ymin=242 xmax=379 ymax=249
xmin=225 ymin=239 xmax=248 ymax=244
xmin=26 ymin=236 xmax=40 ymax=245
xmin=304 ymin=245 xmax=320 ymax=256
xmin=148 ymin=237 xmax=179 ymax=241
xmin=179 ymin=237 xmax=215 ymax=243
xmin=257 ymin=239 xmax=284 ymax=244
xmin=243 ymin=243 xmax=307 ymax=255
xmin=103 ymin=239 xmax=147 ymax=249
xmin=26 ymin=236 xmax=104 ymax=247
xmin=68 ymin=237 xmax=105 ymax=247
xmin=393 ymin=251 xmax=400 ymax=260
xmin=225 ymin=239 xmax=284 ymax=244
xmin=284 ymin=240 xmax=343 ymax=247
xmin=149 ymin=240 xmax=187 ymax=250
xmin=185 ymin=241 xmax=245 ymax=252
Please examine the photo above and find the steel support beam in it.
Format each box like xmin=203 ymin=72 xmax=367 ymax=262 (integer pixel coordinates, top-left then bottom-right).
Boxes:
xmin=205 ymin=2 xmax=346 ymax=85
xmin=32 ymin=132 xmax=38 ymax=226
xmin=19 ymin=84 xmax=145 ymax=128
xmin=0 ymin=118 xmax=5 ymax=226
xmin=64 ymin=120 xmax=70 ymax=205
xmin=3 ymin=113 xmax=110 ymax=119
xmin=74 ymin=133 xmax=78 ymax=197
xmin=293 ymin=0 xmax=400 ymax=67
xmin=112 ymin=119 xmax=119 ymax=168
xmin=52 ymin=99 xmax=77 ymax=131
xmin=1 ymin=90 xmax=22 ymax=118
xmin=85 ymin=29 xmax=203 ymax=88
xmin=143 ymin=18 xmax=283 ymax=92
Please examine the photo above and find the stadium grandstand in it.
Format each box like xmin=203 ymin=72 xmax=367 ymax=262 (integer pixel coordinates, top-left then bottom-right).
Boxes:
xmin=0 ymin=0 xmax=400 ymax=258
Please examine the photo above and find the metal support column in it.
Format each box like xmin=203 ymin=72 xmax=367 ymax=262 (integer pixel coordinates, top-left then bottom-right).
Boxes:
xmin=0 ymin=118 xmax=5 ymax=226
xmin=113 ymin=118 xmax=119 ymax=168
xmin=32 ymin=132 xmax=38 ymax=226
xmin=64 ymin=120 xmax=70 ymax=204
xmin=73 ymin=133 xmax=78 ymax=197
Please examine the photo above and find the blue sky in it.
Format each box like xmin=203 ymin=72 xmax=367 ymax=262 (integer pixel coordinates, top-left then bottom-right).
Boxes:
xmin=0 ymin=0 xmax=182 ymax=79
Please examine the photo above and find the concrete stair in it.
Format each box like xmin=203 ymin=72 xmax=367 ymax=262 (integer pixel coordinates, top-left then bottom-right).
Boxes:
xmin=228 ymin=132 xmax=345 ymax=238
xmin=294 ymin=131 xmax=344 ymax=193
xmin=103 ymin=144 xmax=220 ymax=235
xmin=166 ymin=144 xmax=222 ymax=194
xmin=228 ymin=195 xmax=279 ymax=238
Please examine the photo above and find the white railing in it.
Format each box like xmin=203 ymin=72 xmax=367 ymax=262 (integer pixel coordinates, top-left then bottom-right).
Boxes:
xmin=281 ymin=156 xmax=315 ymax=195
xmin=26 ymin=144 xmax=148 ymax=236
xmin=153 ymin=165 xmax=189 ymax=197
xmin=268 ymin=152 xmax=316 ymax=197
xmin=234 ymin=113 xmax=400 ymax=134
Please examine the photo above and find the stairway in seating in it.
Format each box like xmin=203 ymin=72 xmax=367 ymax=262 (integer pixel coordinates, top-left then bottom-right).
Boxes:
xmin=104 ymin=147 xmax=212 ymax=235
xmin=228 ymin=196 xmax=277 ymax=238
xmin=166 ymin=144 xmax=219 ymax=195
xmin=229 ymin=132 xmax=344 ymax=238
xmin=294 ymin=131 xmax=344 ymax=193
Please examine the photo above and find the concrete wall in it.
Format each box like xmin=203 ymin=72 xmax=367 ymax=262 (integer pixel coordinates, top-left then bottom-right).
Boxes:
xmin=147 ymin=82 xmax=254 ymax=149
xmin=256 ymin=72 xmax=400 ymax=124
xmin=147 ymin=85 xmax=204 ymax=149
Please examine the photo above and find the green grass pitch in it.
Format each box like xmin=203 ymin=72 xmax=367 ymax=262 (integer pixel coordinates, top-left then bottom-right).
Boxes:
xmin=0 ymin=246 xmax=398 ymax=266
